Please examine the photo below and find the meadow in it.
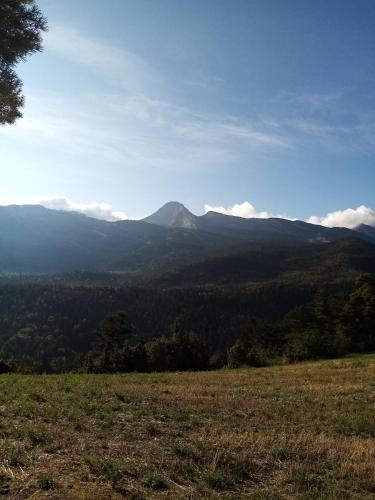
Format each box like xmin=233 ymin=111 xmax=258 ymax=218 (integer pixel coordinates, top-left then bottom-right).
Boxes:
xmin=0 ymin=356 xmax=374 ymax=499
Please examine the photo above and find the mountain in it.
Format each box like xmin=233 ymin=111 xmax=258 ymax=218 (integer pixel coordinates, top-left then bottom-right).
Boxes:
xmin=355 ymin=223 xmax=375 ymax=242
xmin=143 ymin=201 xmax=198 ymax=228
xmin=0 ymin=204 xmax=230 ymax=272
xmin=0 ymin=204 xmax=107 ymax=271
xmin=144 ymin=203 xmax=369 ymax=245
xmin=198 ymin=211 xmax=357 ymax=243
xmin=0 ymin=202 xmax=374 ymax=275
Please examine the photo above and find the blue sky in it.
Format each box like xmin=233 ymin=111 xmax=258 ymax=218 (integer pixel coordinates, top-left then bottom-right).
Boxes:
xmin=1 ymin=0 xmax=375 ymax=226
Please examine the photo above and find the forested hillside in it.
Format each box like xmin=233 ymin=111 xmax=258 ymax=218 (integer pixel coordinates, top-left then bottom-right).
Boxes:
xmin=0 ymin=272 xmax=373 ymax=373
xmin=0 ymin=204 xmax=374 ymax=373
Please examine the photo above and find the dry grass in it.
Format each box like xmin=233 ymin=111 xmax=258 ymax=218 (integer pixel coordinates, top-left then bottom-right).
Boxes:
xmin=0 ymin=355 xmax=374 ymax=498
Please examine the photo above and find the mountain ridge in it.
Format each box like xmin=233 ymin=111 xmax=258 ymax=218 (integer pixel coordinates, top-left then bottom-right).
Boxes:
xmin=143 ymin=202 xmax=375 ymax=245
xmin=0 ymin=202 xmax=374 ymax=274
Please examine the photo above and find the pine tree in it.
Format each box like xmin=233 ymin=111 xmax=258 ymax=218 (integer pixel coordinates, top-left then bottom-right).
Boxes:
xmin=88 ymin=312 xmax=135 ymax=373
xmin=0 ymin=0 xmax=47 ymax=124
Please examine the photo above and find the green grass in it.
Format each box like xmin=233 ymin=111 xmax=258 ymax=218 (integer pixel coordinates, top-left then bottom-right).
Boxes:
xmin=0 ymin=355 xmax=374 ymax=498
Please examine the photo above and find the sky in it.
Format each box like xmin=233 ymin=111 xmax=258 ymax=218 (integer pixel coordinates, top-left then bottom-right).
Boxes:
xmin=1 ymin=0 xmax=375 ymax=227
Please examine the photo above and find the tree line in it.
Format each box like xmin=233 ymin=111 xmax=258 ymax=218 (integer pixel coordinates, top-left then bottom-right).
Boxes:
xmin=0 ymin=274 xmax=373 ymax=373
xmin=0 ymin=278 xmax=316 ymax=372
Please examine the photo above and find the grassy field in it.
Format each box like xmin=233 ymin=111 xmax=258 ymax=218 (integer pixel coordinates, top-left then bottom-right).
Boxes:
xmin=0 ymin=356 xmax=374 ymax=499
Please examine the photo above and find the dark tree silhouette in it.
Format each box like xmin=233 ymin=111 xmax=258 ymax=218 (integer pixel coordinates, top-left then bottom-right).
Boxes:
xmin=340 ymin=275 xmax=375 ymax=352
xmin=87 ymin=311 xmax=137 ymax=373
xmin=0 ymin=0 xmax=47 ymax=124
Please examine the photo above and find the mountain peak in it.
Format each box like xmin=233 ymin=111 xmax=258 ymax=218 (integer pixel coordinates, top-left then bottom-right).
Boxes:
xmin=161 ymin=201 xmax=188 ymax=211
xmin=143 ymin=201 xmax=197 ymax=229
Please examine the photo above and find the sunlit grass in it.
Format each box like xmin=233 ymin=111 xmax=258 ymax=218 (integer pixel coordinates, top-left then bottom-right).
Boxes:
xmin=0 ymin=355 xmax=374 ymax=498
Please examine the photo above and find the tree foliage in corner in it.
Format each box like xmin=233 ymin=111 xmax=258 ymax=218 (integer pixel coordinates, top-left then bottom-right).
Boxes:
xmin=0 ymin=0 xmax=47 ymax=124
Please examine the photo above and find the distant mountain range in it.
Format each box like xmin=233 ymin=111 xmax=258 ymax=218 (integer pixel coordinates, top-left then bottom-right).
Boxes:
xmin=144 ymin=201 xmax=375 ymax=243
xmin=145 ymin=201 xmax=370 ymax=243
xmin=0 ymin=202 xmax=374 ymax=278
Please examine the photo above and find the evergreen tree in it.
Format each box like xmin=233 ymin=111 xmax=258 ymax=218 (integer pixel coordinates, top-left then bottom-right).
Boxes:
xmin=146 ymin=336 xmax=175 ymax=372
xmin=228 ymin=319 xmax=274 ymax=367
xmin=0 ymin=0 xmax=47 ymax=124
xmin=340 ymin=276 xmax=375 ymax=352
xmin=283 ymin=290 xmax=350 ymax=361
xmin=87 ymin=312 xmax=135 ymax=373
xmin=169 ymin=321 xmax=209 ymax=371
xmin=146 ymin=322 xmax=209 ymax=372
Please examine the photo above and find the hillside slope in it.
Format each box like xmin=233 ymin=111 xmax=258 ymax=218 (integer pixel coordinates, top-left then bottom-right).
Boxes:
xmin=145 ymin=237 xmax=375 ymax=287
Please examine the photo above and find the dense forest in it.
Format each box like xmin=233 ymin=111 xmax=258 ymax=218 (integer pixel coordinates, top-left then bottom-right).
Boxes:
xmin=0 ymin=273 xmax=373 ymax=373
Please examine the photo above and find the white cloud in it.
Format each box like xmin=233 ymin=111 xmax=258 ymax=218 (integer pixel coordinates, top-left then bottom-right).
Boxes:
xmin=0 ymin=196 xmax=130 ymax=221
xmin=294 ymin=119 xmax=375 ymax=153
xmin=206 ymin=201 xmax=375 ymax=229
xmin=308 ymin=205 xmax=375 ymax=229
xmin=45 ymin=25 xmax=163 ymax=94
xmin=2 ymin=194 xmax=375 ymax=230
xmin=0 ymin=26 xmax=288 ymax=173
xmin=37 ymin=196 xmax=129 ymax=221
xmin=1 ymin=89 xmax=290 ymax=173
xmin=204 ymin=201 xmax=291 ymax=219
xmin=176 ymin=121 xmax=290 ymax=149
xmin=38 ymin=27 xmax=375 ymax=158
xmin=270 ymin=90 xmax=375 ymax=154
xmin=185 ymin=74 xmax=225 ymax=89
